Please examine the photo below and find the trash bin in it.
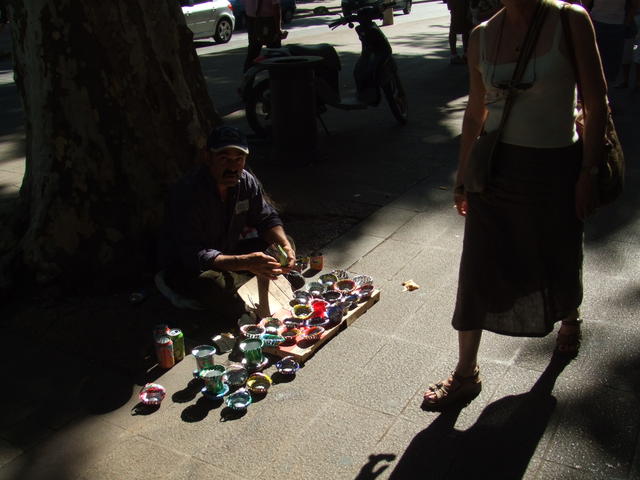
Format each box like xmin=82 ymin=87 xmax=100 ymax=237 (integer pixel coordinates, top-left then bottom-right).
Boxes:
xmin=261 ymin=55 xmax=323 ymax=163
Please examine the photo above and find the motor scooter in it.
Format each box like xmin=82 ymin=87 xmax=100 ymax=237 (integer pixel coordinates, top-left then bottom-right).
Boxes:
xmin=240 ymin=2 xmax=408 ymax=137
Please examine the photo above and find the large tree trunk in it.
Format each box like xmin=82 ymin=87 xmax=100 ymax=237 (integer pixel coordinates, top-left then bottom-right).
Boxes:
xmin=1 ymin=0 xmax=220 ymax=293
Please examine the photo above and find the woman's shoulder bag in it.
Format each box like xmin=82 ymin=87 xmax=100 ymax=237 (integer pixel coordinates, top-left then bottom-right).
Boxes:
xmin=560 ymin=4 xmax=625 ymax=207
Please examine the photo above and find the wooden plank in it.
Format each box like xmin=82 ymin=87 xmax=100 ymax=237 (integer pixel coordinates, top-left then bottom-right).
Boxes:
xmin=263 ymin=289 xmax=381 ymax=362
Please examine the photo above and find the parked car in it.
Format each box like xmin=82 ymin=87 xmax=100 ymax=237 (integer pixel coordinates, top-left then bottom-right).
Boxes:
xmin=341 ymin=0 xmax=412 ymax=17
xmin=229 ymin=0 xmax=297 ymax=30
xmin=180 ymin=0 xmax=236 ymax=44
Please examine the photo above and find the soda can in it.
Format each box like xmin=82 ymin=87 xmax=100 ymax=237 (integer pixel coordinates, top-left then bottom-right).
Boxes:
xmin=153 ymin=324 xmax=170 ymax=341
xmin=310 ymin=253 xmax=323 ymax=271
xmin=168 ymin=328 xmax=185 ymax=362
xmin=155 ymin=336 xmax=175 ymax=369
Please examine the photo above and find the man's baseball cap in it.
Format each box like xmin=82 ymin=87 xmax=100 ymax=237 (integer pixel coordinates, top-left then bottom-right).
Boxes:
xmin=206 ymin=126 xmax=249 ymax=154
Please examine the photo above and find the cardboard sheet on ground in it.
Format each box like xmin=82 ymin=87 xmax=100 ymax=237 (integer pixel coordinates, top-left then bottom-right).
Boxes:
xmin=238 ymin=275 xmax=293 ymax=318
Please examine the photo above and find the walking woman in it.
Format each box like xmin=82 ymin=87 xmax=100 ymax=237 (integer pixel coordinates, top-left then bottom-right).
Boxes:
xmin=424 ymin=0 xmax=608 ymax=407
xmin=583 ymin=0 xmax=639 ymax=83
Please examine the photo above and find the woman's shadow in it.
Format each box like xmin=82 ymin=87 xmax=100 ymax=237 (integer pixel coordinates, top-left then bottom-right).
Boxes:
xmin=389 ymin=353 xmax=573 ymax=480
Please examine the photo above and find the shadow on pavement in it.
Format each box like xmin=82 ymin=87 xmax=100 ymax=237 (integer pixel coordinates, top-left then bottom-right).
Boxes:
xmin=387 ymin=353 xmax=572 ymax=479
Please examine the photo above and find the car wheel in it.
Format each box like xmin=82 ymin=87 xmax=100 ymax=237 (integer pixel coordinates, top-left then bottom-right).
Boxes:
xmin=213 ymin=18 xmax=233 ymax=44
xmin=282 ymin=8 xmax=294 ymax=24
xmin=403 ymin=0 xmax=412 ymax=14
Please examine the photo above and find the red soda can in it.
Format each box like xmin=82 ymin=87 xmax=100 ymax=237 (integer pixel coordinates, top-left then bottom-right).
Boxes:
xmin=153 ymin=324 xmax=170 ymax=341
xmin=155 ymin=336 xmax=175 ymax=369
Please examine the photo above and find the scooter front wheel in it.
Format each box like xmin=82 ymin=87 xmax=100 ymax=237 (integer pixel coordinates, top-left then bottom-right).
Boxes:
xmin=383 ymin=71 xmax=408 ymax=125
xmin=245 ymin=79 xmax=272 ymax=137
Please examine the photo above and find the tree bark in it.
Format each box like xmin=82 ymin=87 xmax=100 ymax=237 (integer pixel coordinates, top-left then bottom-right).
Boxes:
xmin=1 ymin=0 xmax=221 ymax=293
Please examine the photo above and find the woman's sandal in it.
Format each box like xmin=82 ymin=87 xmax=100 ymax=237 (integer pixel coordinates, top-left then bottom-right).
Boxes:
xmin=556 ymin=318 xmax=582 ymax=356
xmin=423 ymin=366 xmax=482 ymax=408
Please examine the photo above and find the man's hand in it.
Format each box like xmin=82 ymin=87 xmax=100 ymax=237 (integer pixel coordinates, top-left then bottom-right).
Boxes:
xmin=241 ymin=252 xmax=283 ymax=279
xmin=280 ymin=244 xmax=296 ymax=273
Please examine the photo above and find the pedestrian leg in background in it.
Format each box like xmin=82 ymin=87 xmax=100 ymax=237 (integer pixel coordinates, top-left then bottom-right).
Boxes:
xmin=615 ymin=15 xmax=639 ymax=88
xmin=244 ymin=16 xmax=264 ymax=72
xmin=447 ymin=0 xmax=472 ymax=64
xmin=243 ymin=16 xmax=282 ymax=72
xmin=592 ymin=20 xmax=626 ymax=84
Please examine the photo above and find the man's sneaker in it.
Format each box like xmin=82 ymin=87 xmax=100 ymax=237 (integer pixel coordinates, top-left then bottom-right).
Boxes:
xmin=450 ymin=54 xmax=465 ymax=65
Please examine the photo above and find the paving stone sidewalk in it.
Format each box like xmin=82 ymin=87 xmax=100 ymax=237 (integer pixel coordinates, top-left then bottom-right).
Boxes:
xmin=1 ymin=4 xmax=640 ymax=479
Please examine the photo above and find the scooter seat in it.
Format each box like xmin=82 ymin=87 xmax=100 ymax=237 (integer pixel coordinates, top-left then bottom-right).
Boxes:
xmin=288 ymin=43 xmax=341 ymax=72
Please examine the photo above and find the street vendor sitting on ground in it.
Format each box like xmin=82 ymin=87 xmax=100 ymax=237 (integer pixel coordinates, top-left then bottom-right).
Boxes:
xmin=157 ymin=125 xmax=295 ymax=320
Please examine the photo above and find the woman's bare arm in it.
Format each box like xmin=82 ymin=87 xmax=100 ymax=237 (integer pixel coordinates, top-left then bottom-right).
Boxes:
xmin=567 ymin=4 xmax=608 ymax=219
xmin=454 ymin=24 xmax=488 ymax=215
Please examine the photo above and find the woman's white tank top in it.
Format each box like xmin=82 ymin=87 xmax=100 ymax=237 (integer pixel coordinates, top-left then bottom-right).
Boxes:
xmin=478 ymin=14 xmax=579 ymax=148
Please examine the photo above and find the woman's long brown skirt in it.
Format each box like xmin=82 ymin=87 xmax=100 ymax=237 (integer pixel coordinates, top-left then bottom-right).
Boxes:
xmin=452 ymin=141 xmax=583 ymax=337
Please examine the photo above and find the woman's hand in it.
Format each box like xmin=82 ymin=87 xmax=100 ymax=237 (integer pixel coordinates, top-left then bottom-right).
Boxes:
xmin=454 ymin=191 xmax=468 ymax=216
xmin=241 ymin=252 xmax=283 ymax=280
xmin=575 ymin=171 xmax=599 ymax=220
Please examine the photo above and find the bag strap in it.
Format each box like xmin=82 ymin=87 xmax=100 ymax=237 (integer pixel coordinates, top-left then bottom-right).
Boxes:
xmin=494 ymin=0 xmax=550 ymax=137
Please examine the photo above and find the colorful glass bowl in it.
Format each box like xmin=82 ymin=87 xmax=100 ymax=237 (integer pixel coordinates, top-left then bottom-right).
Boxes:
xmin=353 ymin=274 xmax=374 ymax=288
xmin=289 ymin=297 xmax=308 ymax=307
xmin=335 ymin=279 xmax=356 ymax=294
xmin=281 ymin=328 xmax=300 ymax=345
xmin=311 ymin=299 xmax=328 ymax=316
xmin=246 ymin=373 xmax=273 ymax=394
xmin=325 ymin=305 xmax=344 ymax=327
xmin=139 ymin=383 xmax=166 ymax=405
xmin=305 ymin=316 xmax=329 ymax=328
xmin=283 ymin=317 xmax=304 ymax=329
xmin=356 ymin=284 xmax=374 ymax=300
xmin=330 ymin=269 xmax=351 ymax=279
xmin=225 ymin=388 xmax=253 ymax=410
xmin=192 ymin=345 xmax=217 ymax=374
xmin=343 ymin=293 xmax=360 ymax=310
xmin=260 ymin=317 xmax=284 ymax=334
xmin=322 ymin=290 xmax=342 ymax=304
xmin=224 ymin=363 xmax=248 ymax=387
xmin=293 ymin=304 xmax=313 ymax=320
xmin=240 ymin=324 xmax=266 ymax=339
xmin=293 ymin=290 xmax=313 ymax=303
xmin=300 ymin=326 xmax=325 ymax=342
xmin=200 ymin=365 xmax=229 ymax=398
xmin=261 ymin=333 xmax=286 ymax=347
xmin=307 ymin=281 xmax=325 ymax=297
xmin=319 ymin=273 xmax=339 ymax=288
xmin=275 ymin=356 xmax=300 ymax=375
